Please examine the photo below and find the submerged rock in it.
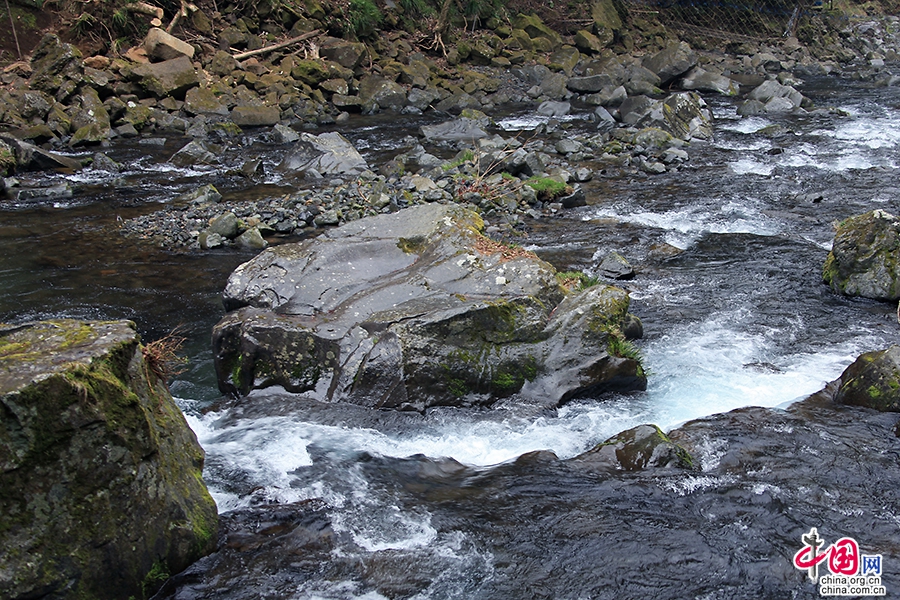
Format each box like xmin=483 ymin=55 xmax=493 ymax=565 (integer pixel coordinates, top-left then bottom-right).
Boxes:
xmin=0 ymin=319 xmax=217 ymax=600
xmin=212 ymin=204 xmax=646 ymax=410
xmin=823 ymin=209 xmax=900 ymax=301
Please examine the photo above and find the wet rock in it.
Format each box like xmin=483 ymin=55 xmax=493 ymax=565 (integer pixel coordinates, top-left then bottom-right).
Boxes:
xmin=178 ymin=183 xmax=222 ymax=204
xmin=90 ymin=152 xmax=121 ymax=172
xmin=823 ymin=209 xmax=900 ymax=301
xmin=231 ymin=105 xmax=281 ymax=126
xmin=597 ymin=251 xmax=635 ymax=280
xmin=358 ymin=75 xmax=408 ymax=112
xmin=184 ymin=87 xmax=229 ymax=116
xmin=236 ymin=227 xmax=268 ymax=249
xmin=643 ymin=41 xmax=697 ymax=86
xmin=420 ymin=117 xmax=489 ymax=142
xmin=834 ymin=346 xmax=900 ymax=411
xmin=0 ymin=319 xmax=217 ymax=600
xmin=143 ymin=27 xmax=195 ymax=62
xmin=572 ymin=424 xmax=693 ymax=471
xmin=130 ymin=55 xmax=199 ymax=99
xmin=0 ymin=134 xmax=83 ymax=171
xmin=212 ymin=204 xmax=645 ymax=410
xmin=0 ymin=139 xmax=15 ymax=176
xmin=639 ymin=92 xmax=712 ymax=141
xmin=8 ymin=183 xmax=73 ymax=201
xmin=559 ymin=187 xmax=586 ymax=208
xmin=537 ymin=100 xmax=570 ymax=117
xmin=567 ymin=74 xmax=614 ymax=94
xmin=209 ymin=211 xmax=240 ymax=239
xmin=680 ymin=67 xmax=740 ymax=96
xmin=279 ymin=131 xmax=367 ymax=177
xmin=747 ymin=79 xmax=807 ymax=111
xmin=170 ymin=139 xmax=219 ymax=166
xmin=273 ymin=123 xmax=300 ymax=143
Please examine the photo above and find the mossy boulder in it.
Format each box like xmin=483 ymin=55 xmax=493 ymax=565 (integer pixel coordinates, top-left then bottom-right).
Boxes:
xmin=823 ymin=210 xmax=900 ymax=301
xmin=571 ymin=424 xmax=694 ymax=471
xmin=834 ymin=346 xmax=900 ymax=411
xmin=0 ymin=320 xmax=217 ymax=600
xmin=511 ymin=14 xmax=563 ymax=50
xmin=212 ymin=204 xmax=646 ymax=411
xmin=28 ymin=34 xmax=83 ymax=94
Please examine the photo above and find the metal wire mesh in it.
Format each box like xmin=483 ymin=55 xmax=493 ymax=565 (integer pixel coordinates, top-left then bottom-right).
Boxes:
xmin=625 ymin=0 xmax=819 ymax=41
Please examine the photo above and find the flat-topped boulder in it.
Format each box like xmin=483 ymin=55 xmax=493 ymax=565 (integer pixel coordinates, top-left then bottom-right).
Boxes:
xmin=0 ymin=320 xmax=217 ymax=600
xmin=213 ymin=204 xmax=646 ymax=411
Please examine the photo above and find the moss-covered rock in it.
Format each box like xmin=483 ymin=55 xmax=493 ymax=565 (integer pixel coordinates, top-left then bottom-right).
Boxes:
xmin=823 ymin=210 xmax=900 ymax=301
xmin=572 ymin=424 xmax=694 ymax=471
xmin=0 ymin=320 xmax=217 ymax=600
xmin=834 ymin=346 xmax=900 ymax=411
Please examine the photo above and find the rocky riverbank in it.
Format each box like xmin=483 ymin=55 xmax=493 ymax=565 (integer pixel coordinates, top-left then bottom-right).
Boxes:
xmin=2 ymin=3 xmax=900 ymax=251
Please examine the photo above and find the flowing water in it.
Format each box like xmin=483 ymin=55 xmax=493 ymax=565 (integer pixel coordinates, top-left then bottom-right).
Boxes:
xmin=3 ymin=74 xmax=900 ymax=598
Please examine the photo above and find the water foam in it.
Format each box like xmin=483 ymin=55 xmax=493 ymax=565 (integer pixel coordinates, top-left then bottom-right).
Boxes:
xmin=586 ymin=200 xmax=780 ymax=249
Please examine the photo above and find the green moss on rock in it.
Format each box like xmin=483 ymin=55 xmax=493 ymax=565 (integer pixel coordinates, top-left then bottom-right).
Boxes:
xmin=0 ymin=319 xmax=218 ymax=600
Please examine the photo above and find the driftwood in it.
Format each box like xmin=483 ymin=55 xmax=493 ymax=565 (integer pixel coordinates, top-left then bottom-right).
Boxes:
xmin=166 ymin=0 xmax=199 ymax=33
xmin=232 ymin=30 xmax=321 ymax=61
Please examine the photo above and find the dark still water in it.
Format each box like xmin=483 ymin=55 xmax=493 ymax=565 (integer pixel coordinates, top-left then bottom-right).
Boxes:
xmin=2 ymin=74 xmax=900 ymax=598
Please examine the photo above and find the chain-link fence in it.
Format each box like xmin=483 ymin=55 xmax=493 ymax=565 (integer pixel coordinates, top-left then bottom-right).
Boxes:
xmin=625 ymin=0 xmax=822 ymax=41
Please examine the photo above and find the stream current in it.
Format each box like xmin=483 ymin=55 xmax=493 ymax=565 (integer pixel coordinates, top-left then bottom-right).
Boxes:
xmin=3 ymin=73 xmax=900 ymax=598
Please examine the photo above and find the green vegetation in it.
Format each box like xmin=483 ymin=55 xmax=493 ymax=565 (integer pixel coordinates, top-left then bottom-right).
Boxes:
xmin=442 ymin=149 xmax=475 ymax=171
xmin=524 ymin=176 xmax=570 ymax=200
xmin=346 ymin=0 xmax=383 ymax=39
xmin=141 ymin=559 xmax=170 ymax=599
xmin=556 ymin=270 xmax=600 ymax=291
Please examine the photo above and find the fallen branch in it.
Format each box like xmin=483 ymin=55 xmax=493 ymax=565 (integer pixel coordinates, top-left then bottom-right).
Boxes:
xmin=166 ymin=0 xmax=198 ymax=33
xmin=232 ymin=29 xmax=320 ymax=61
xmin=126 ymin=2 xmax=164 ymax=20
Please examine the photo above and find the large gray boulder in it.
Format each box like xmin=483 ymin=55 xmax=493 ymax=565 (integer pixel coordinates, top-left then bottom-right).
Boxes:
xmin=0 ymin=320 xmax=217 ymax=600
xmin=419 ymin=117 xmax=489 ymax=143
xmin=212 ymin=204 xmax=646 ymax=411
xmin=278 ymin=131 xmax=368 ymax=176
xmin=643 ymin=41 xmax=697 ymax=86
xmin=746 ymin=79 xmax=808 ymax=113
xmin=823 ymin=209 xmax=900 ymax=301
xmin=130 ymin=55 xmax=199 ymax=99
xmin=680 ymin=67 xmax=739 ymax=96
